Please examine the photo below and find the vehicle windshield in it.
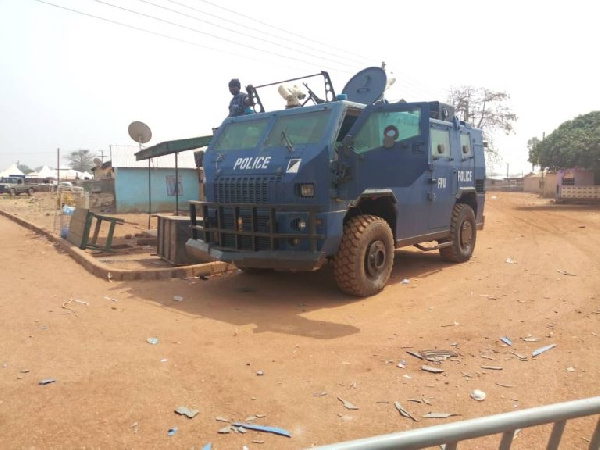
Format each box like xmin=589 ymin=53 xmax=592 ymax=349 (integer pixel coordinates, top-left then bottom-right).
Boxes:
xmin=213 ymin=118 xmax=269 ymax=152
xmin=352 ymin=108 xmax=421 ymax=153
xmin=264 ymin=110 xmax=331 ymax=148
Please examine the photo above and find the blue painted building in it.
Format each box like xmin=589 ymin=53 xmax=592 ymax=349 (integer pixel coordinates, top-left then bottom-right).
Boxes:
xmin=111 ymin=145 xmax=200 ymax=213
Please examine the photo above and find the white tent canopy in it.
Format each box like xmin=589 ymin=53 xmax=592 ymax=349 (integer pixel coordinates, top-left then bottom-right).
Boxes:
xmin=0 ymin=163 xmax=24 ymax=178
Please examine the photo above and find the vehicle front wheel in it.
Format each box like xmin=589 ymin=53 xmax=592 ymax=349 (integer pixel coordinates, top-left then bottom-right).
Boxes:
xmin=333 ymin=215 xmax=394 ymax=297
xmin=9 ymin=188 xmax=16 ymax=197
xmin=27 ymin=188 xmax=34 ymax=196
xmin=440 ymin=203 xmax=477 ymax=263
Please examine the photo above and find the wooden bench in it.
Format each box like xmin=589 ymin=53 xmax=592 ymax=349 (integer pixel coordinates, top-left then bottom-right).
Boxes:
xmin=67 ymin=209 xmax=124 ymax=252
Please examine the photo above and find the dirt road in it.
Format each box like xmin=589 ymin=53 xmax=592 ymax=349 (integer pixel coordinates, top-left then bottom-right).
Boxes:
xmin=0 ymin=193 xmax=598 ymax=449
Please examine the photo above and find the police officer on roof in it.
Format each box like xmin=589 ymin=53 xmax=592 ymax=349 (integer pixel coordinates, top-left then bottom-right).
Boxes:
xmin=228 ymin=78 xmax=253 ymax=117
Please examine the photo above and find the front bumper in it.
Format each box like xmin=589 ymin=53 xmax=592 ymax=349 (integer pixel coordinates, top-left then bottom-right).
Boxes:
xmin=186 ymin=200 xmax=327 ymax=271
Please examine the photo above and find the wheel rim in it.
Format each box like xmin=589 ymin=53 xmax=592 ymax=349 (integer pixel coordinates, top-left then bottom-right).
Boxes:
xmin=460 ymin=220 xmax=473 ymax=250
xmin=365 ymin=240 xmax=387 ymax=278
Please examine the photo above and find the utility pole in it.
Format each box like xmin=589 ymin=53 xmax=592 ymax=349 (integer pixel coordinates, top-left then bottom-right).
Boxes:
xmin=506 ymin=163 xmax=509 ymax=179
xmin=99 ymin=150 xmax=106 ymax=162
xmin=57 ymin=148 xmax=60 ymax=189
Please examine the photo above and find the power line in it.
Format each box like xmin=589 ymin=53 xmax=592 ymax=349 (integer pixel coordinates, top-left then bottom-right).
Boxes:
xmin=31 ymin=0 xmax=307 ymax=72
xmin=91 ymin=0 xmax=354 ymax=73
xmin=195 ymin=0 xmax=374 ymax=65
xmin=135 ymin=0 xmax=362 ymax=72
xmin=161 ymin=0 xmax=370 ymax=69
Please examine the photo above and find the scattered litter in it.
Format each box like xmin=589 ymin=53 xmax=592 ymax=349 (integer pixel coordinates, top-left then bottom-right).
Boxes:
xmin=202 ymin=444 xmax=212 ymax=450
xmin=338 ymin=397 xmax=359 ymax=410
xmin=396 ymin=362 xmax=406 ymax=369
xmin=403 ymin=375 xmax=412 ymax=379
xmin=511 ymin=352 xmax=528 ymax=361
xmin=256 ymin=414 xmax=266 ymax=418
xmin=218 ymin=426 xmax=231 ymax=434
xmin=408 ymin=399 xmax=422 ymax=403
xmin=160 ymin=358 xmax=168 ymax=363
xmin=522 ymin=336 xmax=540 ymax=342
xmin=252 ymin=440 xmax=265 ymax=444
xmin=566 ymin=367 xmax=576 ymax=372
xmin=39 ymin=378 xmax=56 ymax=385
xmin=505 ymin=257 xmax=517 ymax=264
xmin=401 ymin=278 xmax=410 ymax=285
xmin=175 ymin=407 xmax=199 ymax=418
xmin=481 ymin=366 xmax=503 ymax=371
xmin=556 ymin=270 xmax=576 ymax=276
xmin=406 ymin=351 xmax=423 ymax=360
xmin=246 ymin=416 xmax=257 ymax=422
xmin=167 ymin=427 xmax=178 ymax=436
xmin=441 ymin=321 xmax=459 ymax=327
xmin=232 ymin=423 xmax=291 ymax=438
xmin=419 ymin=350 xmax=458 ymax=362
xmin=146 ymin=338 xmax=159 ymax=345
xmin=216 ymin=417 xmax=230 ymax=422
xmin=256 ymin=370 xmax=264 ymax=376
xmin=500 ymin=337 xmax=512 ymax=346
xmin=470 ymin=390 xmax=486 ymax=401
xmin=73 ymin=299 xmax=89 ymax=306
xmin=480 ymin=294 xmax=498 ymax=300
xmin=107 ymin=272 xmax=112 ymax=282
xmin=491 ymin=196 xmax=497 ymax=199
xmin=1 ymin=363 xmax=7 ymax=369
xmin=20 ymin=369 xmax=30 ymax=374
xmin=481 ymin=355 xmax=495 ymax=360
xmin=238 ymin=426 xmax=247 ymax=434
xmin=173 ymin=295 xmax=184 ymax=302
xmin=496 ymin=383 xmax=514 ymax=388
xmin=421 ymin=365 xmax=444 ymax=374
xmin=532 ymin=344 xmax=556 ymax=357
xmin=423 ymin=413 xmax=459 ymax=418
xmin=131 ymin=422 xmax=138 ymax=433
xmin=350 ymin=381 xmax=357 ymax=389
xmin=314 ymin=392 xmax=328 ymax=397
xmin=395 ymin=402 xmax=418 ymax=422
xmin=103 ymin=296 xmax=118 ymax=302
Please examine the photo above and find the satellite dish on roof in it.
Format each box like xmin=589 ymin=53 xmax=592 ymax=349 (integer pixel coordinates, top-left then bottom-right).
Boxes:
xmin=93 ymin=157 xmax=102 ymax=167
xmin=128 ymin=121 xmax=152 ymax=144
xmin=342 ymin=67 xmax=387 ymax=104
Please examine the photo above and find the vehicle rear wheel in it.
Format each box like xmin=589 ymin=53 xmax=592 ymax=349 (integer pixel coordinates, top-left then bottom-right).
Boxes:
xmin=9 ymin=188 xmax=16 ymax=197
xmin=440 ymin=203 xmax=477 ymax=263
xmin=27 ymin=188 xmax=34 ymax=196
xmin=333 ymin=214 xmax=394 ymax=297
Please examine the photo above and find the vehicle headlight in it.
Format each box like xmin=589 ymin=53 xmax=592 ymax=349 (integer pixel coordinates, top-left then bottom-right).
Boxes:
xmin=299 ymin=183 xmax=314 ymax=198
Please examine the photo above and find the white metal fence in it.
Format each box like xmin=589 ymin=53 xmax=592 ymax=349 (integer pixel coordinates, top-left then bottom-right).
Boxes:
xmin=313 ymin=396 xmax=600 ymax=450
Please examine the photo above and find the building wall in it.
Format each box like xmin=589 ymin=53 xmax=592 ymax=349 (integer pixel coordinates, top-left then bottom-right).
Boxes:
xmin=541 ymin=172 xmax=558 ymax=198
xmin=114 ymin=167 xmax=200 ymax=213
xmin=523 ymin=176 xmax=541 ymax=193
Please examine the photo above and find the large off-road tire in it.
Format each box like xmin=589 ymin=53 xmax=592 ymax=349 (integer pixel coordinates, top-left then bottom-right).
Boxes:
xmin=27 ymin=188 xmax=34 ymax=196
xmin=440 ymin=203 xmax=477 ymax=263
xmin=333 ymin=215 xmax=394 ymax=297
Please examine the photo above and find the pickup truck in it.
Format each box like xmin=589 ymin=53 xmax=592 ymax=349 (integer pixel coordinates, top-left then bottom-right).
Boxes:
xmin=0 ymin=177 xmax=36 ymax=196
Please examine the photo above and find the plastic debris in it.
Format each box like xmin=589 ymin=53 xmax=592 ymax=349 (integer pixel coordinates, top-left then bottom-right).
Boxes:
xmin=401 ymin=278 xmax=410 ymax=284
xmin=103 ymin=296 xmax=118 ymax=302
xmin=406 ymin=351 xmax=423 ymax=360
xmin=167 ymin=427 xmax=178 ymax=436
xmin=470 ymin=390 xmax=486 ymax=401
xmin=160 ymin=358 xmax=168 ymax=363
xmin=74 ymin=299 xmax=89 ymax=306
xmin=146 ymin=338 xmax=159 ymax=345
xmin=256 ymin=370 xmax=264 ymax=376
xmin=39 ymin=378 xmax=56 ymax=385
xmin=314 ymin=392 xmax=328 ymax=397
xmin=202 ymin=444 xmax=212 ymax=450
xmin=423 ymin=413 xmax=459 ymax=419
xmin=232 ymin=423 xmax=291 ymax=438
xmin=556 ymin=269 xmax=576 ymax=276
xmin=403 ymin=375 xmax=412 ymax=379
xmin=522 ymin=336 xmax=540 ymax=342
xmin=505 ymin=257 xmax=517 ymax=264
xmin=532 ymin=344 xmax=556 ymax=357
xmin=252 ymin=440 xmax=265 ymax=444
xmin=500 ymin=337 xmax=512 ymax=346
xmin=420 ymin=350 xmax=458 ymax=362
xmin=395 ymin=402 xmax=418 ymax=422
xmin=566 ymin=367 xmax=576 ymax=372
xmin=175 ymin=407 xmax=199 ymax=418
xmin=216 ymin=417 xmax=229 ymax=422
xmin=218 ymin=426 xmax=231 ymax=434
xmin=337 ymin=397 xmax=359 ymax=410
xmin=511 ymin=352 xmax=528 ymax=361
xmin=496 ymin=383 xmax=515 ymax=388
xmin=20 ymin=369 xmax=30 ymax=374
xmin=481 ymin=365 xmax=503 ymax=371
xmin=131 ymin=422 xmax=138 ymax=433
xmin=421 ymin=365 xmax=444 ymax=374
xmin=173 ymin=295 xmax=184 ymax=302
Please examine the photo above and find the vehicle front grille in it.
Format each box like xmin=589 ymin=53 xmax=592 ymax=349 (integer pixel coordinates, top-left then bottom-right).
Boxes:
xmin=475 ymin=179 xmax=485 ymax=193
xmin=213 ymin=176 xmax=281 ymax=204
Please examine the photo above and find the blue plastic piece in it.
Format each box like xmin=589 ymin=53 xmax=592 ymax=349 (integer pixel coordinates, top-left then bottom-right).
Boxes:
xmin=532 ymin=344 xmax=556 ymax=357
xmin=39 ymin=378 xmax=56 ymax=385
xmin=500 ymin=337 xmax=512 ymax=346
xmin=167 ymin=427 xmax=178 ymax=436
xmin=232 ymin=422 xmax=291 ymax=437
xmin=202 ymin=444 xmax=212 ymax=450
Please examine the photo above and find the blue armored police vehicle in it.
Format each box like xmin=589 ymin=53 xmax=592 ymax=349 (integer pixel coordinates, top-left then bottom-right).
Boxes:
xmin=186 ymin=68 xmax=486 ymax=296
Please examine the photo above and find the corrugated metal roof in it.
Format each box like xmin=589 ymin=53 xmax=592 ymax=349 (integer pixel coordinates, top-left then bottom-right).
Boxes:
xmin=111 ymin=145 xmax=197 ymax=169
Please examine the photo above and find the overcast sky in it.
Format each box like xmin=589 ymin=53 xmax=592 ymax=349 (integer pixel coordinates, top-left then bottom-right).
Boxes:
xmin=1 ymin=0 xmax=598 ymax=176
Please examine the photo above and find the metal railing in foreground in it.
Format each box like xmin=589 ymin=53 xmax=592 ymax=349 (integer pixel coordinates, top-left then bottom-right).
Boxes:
xmin=312 ymin=396 xmax=600 ymax=450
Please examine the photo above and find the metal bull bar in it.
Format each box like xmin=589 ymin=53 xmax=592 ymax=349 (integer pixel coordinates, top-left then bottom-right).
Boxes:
xmin=313 ymin=396 xmax=600 ymax=450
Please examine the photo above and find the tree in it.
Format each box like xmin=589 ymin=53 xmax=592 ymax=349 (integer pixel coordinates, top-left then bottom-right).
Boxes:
xmin=527 ymin=137 xmax=541 ymax=167
xmin=67 ymin=149 xmax=96 ymax=172
xmin=447 ymin=86 xmax=518 ymax=159
xmin=17 ymin=163 xmax=34 ymax=174
xmin=532 ymin=111 xmax=600 ymax=171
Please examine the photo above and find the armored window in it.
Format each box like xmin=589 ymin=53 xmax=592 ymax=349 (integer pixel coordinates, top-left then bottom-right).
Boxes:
xmin=460 ymin=134 xmax=472 ymax=158
xmin=352 ymin=109 xmax=421 ymax=154
xmin=264 ymin=110 xmax=331 ymax=148
xmin=430 ymin=128 xmax=450 ymax=158
xmin=214 ymin=118 xmax=269 ymax=152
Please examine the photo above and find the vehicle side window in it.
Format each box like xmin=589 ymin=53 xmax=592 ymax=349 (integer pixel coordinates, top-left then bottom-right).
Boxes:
xmin=431 ymin=128 xmax=450 ymax=158
xmin=353 ymin=110 xmax=421 ymax=154
xmin=460 ymin=134 xmax=472 ymax=158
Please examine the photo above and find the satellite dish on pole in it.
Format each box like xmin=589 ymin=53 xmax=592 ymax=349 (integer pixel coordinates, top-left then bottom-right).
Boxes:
xmin=128 ymin=121 xmax=152 ymax=145
xmin=93 ymin=157 xmax=102 ymax=167
xmin=342 ymin=67 xmax=387 ymax=104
